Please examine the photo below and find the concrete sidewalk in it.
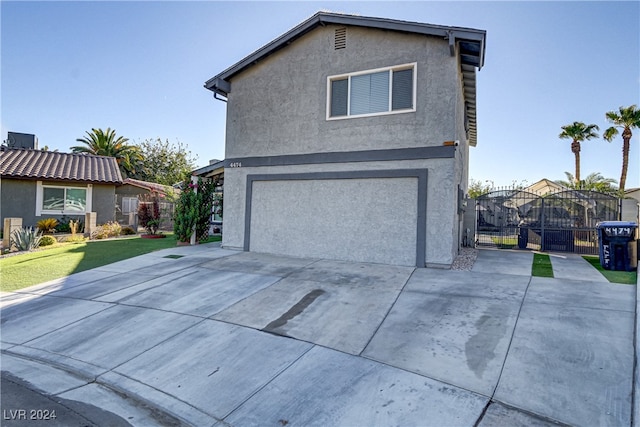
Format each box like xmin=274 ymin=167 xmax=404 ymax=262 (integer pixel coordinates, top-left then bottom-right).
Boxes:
xmin=1 ymin=245 xmax=636 ymax=426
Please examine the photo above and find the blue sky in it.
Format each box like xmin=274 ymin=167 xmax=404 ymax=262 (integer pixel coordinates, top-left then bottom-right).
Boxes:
xmin=2 ymin=1 xmax=638 ymax=189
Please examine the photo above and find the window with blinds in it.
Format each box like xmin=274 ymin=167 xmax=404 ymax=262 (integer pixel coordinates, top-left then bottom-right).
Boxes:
xmin=327 ymin=63 xmax=416 ymax=119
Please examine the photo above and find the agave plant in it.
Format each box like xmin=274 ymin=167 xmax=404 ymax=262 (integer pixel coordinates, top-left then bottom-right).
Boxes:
xmin=11 ymin=227 xmax=43 ymax=251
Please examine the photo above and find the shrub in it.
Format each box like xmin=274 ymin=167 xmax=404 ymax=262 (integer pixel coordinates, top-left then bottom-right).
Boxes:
xmin=174 ymin=178 xmax=217 ymax=242
xmin=121 ymin=226 xmax=136 ymax=235
xmin=138 ymin=192 xmax=161 ymax=235
xmin=91 ymin=221 xmax=122 ymax=239
xmin=11 ymin=227 xmax=42 ymax=251
xmin=39 ymin=235 xmax=57 ymax=247
xmin=37 ymin=218 xmax=59 ymax=233
xmin=63 ymin=235 xmax=86 ymax=244
xmin=55 ymin=216 xmax=84 ymax=234
xmin=69 ymin=219 xmax=81 ymax=235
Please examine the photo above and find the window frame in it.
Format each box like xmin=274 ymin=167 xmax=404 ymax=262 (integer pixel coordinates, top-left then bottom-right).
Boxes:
xmin=36 ymin=181 xmax=92 ymax=216
xmin=326 ymin=62 xmax=417 ymax=120
xmin=121 ymin=196 xmax=139 ymax=214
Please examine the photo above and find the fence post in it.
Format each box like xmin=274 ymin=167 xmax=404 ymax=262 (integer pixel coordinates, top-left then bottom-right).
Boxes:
xmin=190 ymin=176 xmax=198 ymax=245
xmin=540 ymin=197 xmax=546 ymax=252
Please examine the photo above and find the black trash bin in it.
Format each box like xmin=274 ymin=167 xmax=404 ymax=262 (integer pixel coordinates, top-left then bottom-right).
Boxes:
xmin=596 ymin=221 xmax=638 ymax=271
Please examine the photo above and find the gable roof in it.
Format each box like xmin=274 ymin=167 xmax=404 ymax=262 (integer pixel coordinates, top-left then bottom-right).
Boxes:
xmin=204 ymin=11 xmax=486 ymax=146
xmin=524 ymin=178 xmax=569 ymax=195
xmin=120 ymin=178 xmax=179 ymax=195
xmin=0 ymin=148 xmax=123 ymax=184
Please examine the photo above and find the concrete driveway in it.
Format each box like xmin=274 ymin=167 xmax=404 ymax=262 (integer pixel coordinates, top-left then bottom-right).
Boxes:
xmin=0 ymin=245 xmax=636 ymax=426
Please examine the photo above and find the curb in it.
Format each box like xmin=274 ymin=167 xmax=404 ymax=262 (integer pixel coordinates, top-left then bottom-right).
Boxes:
xmin=1 ymin=349 xmax=211 ymax=427
xmin=634 ymin=269 xmax=639 ymax=427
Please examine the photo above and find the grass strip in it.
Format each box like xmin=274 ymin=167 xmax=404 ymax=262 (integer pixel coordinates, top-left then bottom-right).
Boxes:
xmin=1 ymin=234 xmax=183 ymax=292
xmin=532 ymin=253 xmax=554 ymax=278
xmin=583 ymin=256 xmax=637 ymax=285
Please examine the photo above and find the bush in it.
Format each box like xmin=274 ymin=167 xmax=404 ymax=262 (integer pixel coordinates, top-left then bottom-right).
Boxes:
xmin=138 ymin=192 xmax=161 ymax=235
xmin=39 ymin=235 xmax=57 ymax=247
xmin=55 ymin=216 xmax=84 ymax=234
xmin=63 ymin=235 xmax=86 ymax=244
xmin=37 ymin=218 xmax=59 ymax=233
xmin=91 ymin=221 xmax=122 ymax=239
xmin=174 ymin=178 xmax=216 ymax=243
xmin=11 ymin=227 xmax=42 ymax=251
xmin=121 ymin=226 xmax=136 ymax=235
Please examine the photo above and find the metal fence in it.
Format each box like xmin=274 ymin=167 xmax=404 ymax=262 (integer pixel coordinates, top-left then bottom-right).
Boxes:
xmin=476 ymin=189 xmax=621 ymax=254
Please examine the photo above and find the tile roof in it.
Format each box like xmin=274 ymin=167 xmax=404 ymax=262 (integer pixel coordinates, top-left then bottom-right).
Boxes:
xmin=121 ymin=178 xmax=180 ymax=195
xmin=0 ymin=148 xmax=123 ymax=183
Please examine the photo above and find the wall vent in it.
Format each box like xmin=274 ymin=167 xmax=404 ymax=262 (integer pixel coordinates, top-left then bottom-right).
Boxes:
xmin=334 ymin=27 xmax=347 ymax=50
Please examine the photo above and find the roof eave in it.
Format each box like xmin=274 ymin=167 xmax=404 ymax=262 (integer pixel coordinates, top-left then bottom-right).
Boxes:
xmin=204 ymin=12 xmax=485 ymax=93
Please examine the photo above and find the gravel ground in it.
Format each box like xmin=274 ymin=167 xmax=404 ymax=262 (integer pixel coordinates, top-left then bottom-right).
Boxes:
xmin=451 ymin=247 xmax=478 ymax=270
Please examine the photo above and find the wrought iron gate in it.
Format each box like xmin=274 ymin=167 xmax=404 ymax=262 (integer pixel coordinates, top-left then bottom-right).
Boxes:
xmin=476 ymin=189 xmax=620 ymax=254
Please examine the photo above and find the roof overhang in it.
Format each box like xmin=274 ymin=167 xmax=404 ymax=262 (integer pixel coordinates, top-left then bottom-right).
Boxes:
xmin=192 ymin=160 xmax=225 ymax=178
xmin=204 ymin=11 xmax=486 ymax=145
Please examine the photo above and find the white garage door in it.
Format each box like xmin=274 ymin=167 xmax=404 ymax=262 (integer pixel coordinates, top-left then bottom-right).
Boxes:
xmin=248 ymin=176 xmax=420 ymax=266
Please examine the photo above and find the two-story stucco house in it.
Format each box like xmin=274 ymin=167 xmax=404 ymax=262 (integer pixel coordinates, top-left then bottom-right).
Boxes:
xmin=204 ymin=12 xmax=486 ymax=268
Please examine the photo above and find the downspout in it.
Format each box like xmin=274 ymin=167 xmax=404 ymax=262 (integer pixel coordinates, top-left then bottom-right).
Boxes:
xmin=214 ymin=92 xmax=227 ymax=103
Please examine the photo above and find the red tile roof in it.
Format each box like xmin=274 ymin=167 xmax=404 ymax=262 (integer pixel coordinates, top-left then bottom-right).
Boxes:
xmin=0 ymin=148 xmax=123 ymax=183
xmin=121 ymin=178 xmax=179 ymax=195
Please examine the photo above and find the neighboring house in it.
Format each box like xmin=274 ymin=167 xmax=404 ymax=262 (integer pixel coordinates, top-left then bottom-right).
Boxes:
xmin=0 ymin=146 xmax=122 ymax=229
xmin=523 ymin=179 xmax=568 ymax=195
xmin=204 ymin=12 xmax=486 ymax=267
xmin=623 ymin=188 xmax=640 ymax=223
xmin=115 ymin=178 xmax=180 ymax=229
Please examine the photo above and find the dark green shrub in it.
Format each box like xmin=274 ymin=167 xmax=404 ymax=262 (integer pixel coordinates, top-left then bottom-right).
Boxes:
xmin=121 ymin=226 xmax=136 ymax=235
xmin=39 ymin=235 xmax=57 ymax=247
xmin=174 ymin=178 xmax=216 ymax=242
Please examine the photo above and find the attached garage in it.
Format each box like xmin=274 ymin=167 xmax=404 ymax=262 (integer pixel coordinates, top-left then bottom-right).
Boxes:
xmin=245 ymin=170 xmax=427 ymax=267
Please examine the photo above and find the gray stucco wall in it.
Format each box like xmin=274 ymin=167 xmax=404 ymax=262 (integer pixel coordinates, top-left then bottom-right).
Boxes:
xmin=226 ymin=25 xmax=459 ymax=158
xmin=220 ymin=24 xmax=468 ymax=267
xmin=1 ymin=179 xmax=38 ymax=227
xmin=92 ymin=184 xmax=116 ymax=224
xmin=0 ymin=179 xmax=115 ymax=230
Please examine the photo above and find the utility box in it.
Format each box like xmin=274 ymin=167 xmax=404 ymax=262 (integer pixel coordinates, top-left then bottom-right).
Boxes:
xmin=596 ymin=221 xmax=638 ymax=271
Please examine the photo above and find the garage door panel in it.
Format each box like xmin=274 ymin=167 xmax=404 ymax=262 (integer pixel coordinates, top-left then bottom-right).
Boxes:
xmin=249 ymin=177 xmax=418 ymax=266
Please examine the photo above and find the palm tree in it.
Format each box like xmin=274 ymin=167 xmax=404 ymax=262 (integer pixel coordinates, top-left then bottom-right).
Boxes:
xmin=603 ymin=105 xmax=640 ymax=192
xmin=559 ymin=121 xmax=600 ymax=186
xmin=555 ymin=171 xmax=618 ymax=195
xmin=71 ymin=128 xmax=142 ymax=178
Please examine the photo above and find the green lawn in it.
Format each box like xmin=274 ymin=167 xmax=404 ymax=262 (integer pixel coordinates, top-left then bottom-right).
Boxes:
xmin=0 ymin=234 xmax=221 ymax=292
xmin=583 ymin=256 xmax=637 ymax=285
xmin=490 ymin=236 xmax=518 ymax=249
xmin=532 ymin=253 xmax=554 ymax=278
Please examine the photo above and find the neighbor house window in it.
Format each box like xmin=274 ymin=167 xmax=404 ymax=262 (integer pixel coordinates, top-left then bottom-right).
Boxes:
xmin=327 ymin=63 xmax=416 ymax=119
xmin=121 ymin=196 xmax=139 ymax=214
xmin=36 ymin=181 xmax=92 ymax=216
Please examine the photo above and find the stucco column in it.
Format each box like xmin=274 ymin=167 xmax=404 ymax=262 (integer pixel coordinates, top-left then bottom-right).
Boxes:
xmin=85 ymin=212 xmax=97 ymax=236
xmin=3 ymin=218 xmax=23 ymax=250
